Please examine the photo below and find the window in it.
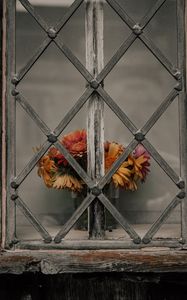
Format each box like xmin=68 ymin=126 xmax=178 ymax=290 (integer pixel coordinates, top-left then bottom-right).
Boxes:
xmin=2 ymin=0 xmax=187 ymax=250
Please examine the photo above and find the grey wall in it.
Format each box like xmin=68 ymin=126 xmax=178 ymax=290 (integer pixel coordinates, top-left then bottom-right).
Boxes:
xmin=15 ymin=1 xmax=180 ymax=240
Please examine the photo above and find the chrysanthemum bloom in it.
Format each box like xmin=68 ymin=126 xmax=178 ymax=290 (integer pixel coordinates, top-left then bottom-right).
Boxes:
xmin=132 ymin=145 xmax=151 ymax=181
xmin=62 ymin=129 xmax=87 ymax=157
xmin=37 ymin=155 xmax=57 ymax=187
xmin=105 ymin=142 xmax=136 ymax=190
xmin=53 ymin=174 xmax=83 ymax=192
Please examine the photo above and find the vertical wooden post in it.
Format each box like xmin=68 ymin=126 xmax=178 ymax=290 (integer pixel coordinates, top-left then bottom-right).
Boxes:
xmin=86 ymin=0 xmax=105 ymax=239
xmin=5 ymin=0 xmax=16 ymax=248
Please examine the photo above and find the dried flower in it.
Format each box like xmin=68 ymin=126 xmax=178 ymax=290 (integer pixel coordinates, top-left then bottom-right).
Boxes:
xmin=132 ymin=145 xmax=151 ymax=181
xmin=37 ymin=155 xmax=57 ymax=188
xmin=53 ymin=174 xmax=83 ymax=192
xmin=36 ymin=130 xmax=150 ymax=193
xmin=62 ymin=129 xmax=87 ymax=157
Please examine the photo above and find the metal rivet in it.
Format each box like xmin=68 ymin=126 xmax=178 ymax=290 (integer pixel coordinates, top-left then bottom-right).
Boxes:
xmin=134 ymin=131 xmax=145 ymax=142
xmin=44 ymin=237 xmax=53 ymax=244
xmin=11 ymin=75 xmax=19 ymax=85
xmin=177 ymin=180 xmax=185 ymax=189
xmin=133 ymin=24 xmax=142 ymax=35
xmin=48 ymin=28 xmax=57 ymax=39
xmin=11 ymin=89 xmax=19 ymax=96
xmin=179 ymin=238 xmax=186 ymax=245
xmin=133 ymin=237 xmax=141 ymax=244
xmin=54 ymin=236 xmax=61 ymax=244
xmin=47 ymin=134 xmax=57 ymax=143
xmin=91 ymin=186 xmax=102 ymax=196
xmin=142 ymin=237 xmax=151 ymax=244
xmin=174 ymin=81 xmax=182 ymax=91
xmin=11 ymin=181 xmax=19 ymax=189
xmin=173 ymin=69 xmax=181 ymax=80
xmin=11 ymin=194 xmax=18 ymax=201
xmin=177 ymin=191 xmax=186 ymax=199
xmin=90 ymin=80 xmax=99 ymax=89
xmin=12 ymin=238 xmax=19 ymax=245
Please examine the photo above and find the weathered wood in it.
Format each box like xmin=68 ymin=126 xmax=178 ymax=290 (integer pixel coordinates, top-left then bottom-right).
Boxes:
xmin=180 ymin=0 xmax=187 ymax=245
xmin=86 ymin=0 xmax=105 ymax=239
xmin=1 ymin=250 xmax=187 ymax=274
xmin=5 ymin=0 xmax=16 ymax=248
xmin=0 ymin=0 xmax=3 ymax=246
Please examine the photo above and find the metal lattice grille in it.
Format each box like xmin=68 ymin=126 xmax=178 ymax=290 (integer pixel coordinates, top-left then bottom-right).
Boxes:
xmin=5 ymin=0 xmax=186 ymax=249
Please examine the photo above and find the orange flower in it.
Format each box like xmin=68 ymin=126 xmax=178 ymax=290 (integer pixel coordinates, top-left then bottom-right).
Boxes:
xmin=105 ymin=142 xmax=124 ymax=169
xmin=105 ymin=142 xmax=136 ymax=190
xmin=53 ymin=174 xmax=83 ymax=192
xmin=62 ymin=129 xmax=87 ymax=157
xmin=36 ymin=133 xmax=150 ymax=192
xmin=37 ymin=155 xmax=57 ymax=188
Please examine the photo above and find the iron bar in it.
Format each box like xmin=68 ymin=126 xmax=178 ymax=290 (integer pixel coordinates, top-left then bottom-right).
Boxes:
xmin=106 ymin=0 xmax=177 ymax=79
xmin=54 ymin=193 xmax=95 ymax=243
xmin=54 ymin=39 xmax=93 ymax=82
xmin=16 ymin=37 xmax=52 ymax=83
xmin=54 ymin=141 xmax=95 ymax=189
xmin=54 ymin=0 xmax=84 ymax=33
xmin=142 ymin=139 xmax=182 ymax=186
xmin=16 ymin=93 xmax=51 ymax=136
xmin=141 ymin=89 xmax=178 ymax=135
xmin=13 ymin=141 xmax=51 ymax=187
xmin=142 ymin=195 xmax=181 ymax=243
xmin=96 ymin=33 xmax=137 ymax=83
xmin=17 ymin=239 xmax=182 ymax=250
xmin=98 ymin=193 xmax=141 ymax=243
xmin=98 ymin=139 xmax=138 ymax=189
xmin=139 ymin=34 xmax=176 ymax=78
xmin=105 ymin=0 xmax=134 ymax=30
xmin=54 ymin=87 xmax=93 ymax=137
xmin=97 ymin=86 xmax=137 ymax=134
xmin=16 ymin=197 xmax=52 ymax=243
xmin=18 ymin=0 xmax=49 ymax=32
xmin=140 ymin=0 xmax=167 ymax=29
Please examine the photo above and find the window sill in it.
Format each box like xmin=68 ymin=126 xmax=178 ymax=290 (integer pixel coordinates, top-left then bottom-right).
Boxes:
xmin=1 ymin=249 xmax=187 ymax=274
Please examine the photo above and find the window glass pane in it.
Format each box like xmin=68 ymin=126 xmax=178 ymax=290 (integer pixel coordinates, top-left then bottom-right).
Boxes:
xmin=15 ymin=0 xmax=181 ymax=243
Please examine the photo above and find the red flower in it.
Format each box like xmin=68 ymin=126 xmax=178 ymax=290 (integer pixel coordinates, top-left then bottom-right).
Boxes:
xmin=62 ymin=129 xmax=87 ymax=157
xmin=48 ymin=147 xmax=59 ymax=158
xmin=54 ymin=154 xmax=68 ymax=167
xmin=133 ymin=145 xmax=151 ymax=180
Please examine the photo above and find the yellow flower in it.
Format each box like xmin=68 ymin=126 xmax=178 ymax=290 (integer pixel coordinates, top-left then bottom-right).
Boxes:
xmin=129 ymin=155 xmax=149 ymax=180
xmin=37 ymin=155 xmax=57 ymax=188
xmin=53 ymin=174 xmax=83 ymax=192
xmin=105 ymin=142 xmax=136 ymax=190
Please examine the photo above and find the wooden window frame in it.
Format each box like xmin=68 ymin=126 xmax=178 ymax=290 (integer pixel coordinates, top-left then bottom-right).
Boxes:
xmin=1 ymin=0 xmax=187 ymax=253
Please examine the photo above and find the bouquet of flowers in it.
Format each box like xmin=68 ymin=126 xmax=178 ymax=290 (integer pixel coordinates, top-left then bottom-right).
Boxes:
xmin=37 ymin=129 xmax=150 ymax=193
